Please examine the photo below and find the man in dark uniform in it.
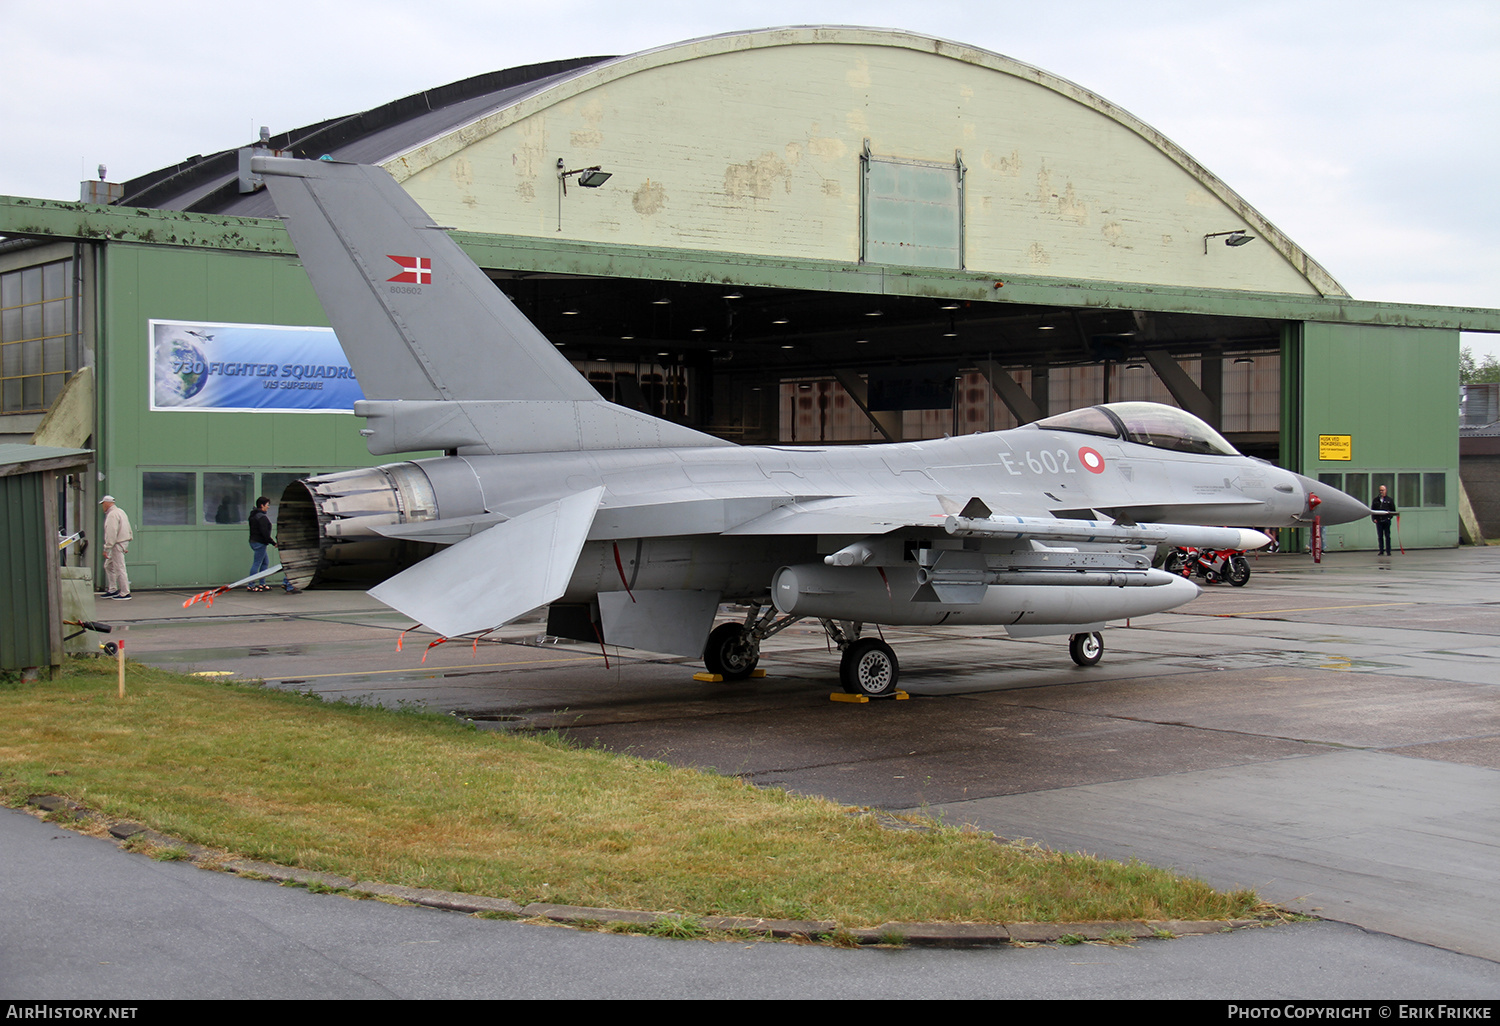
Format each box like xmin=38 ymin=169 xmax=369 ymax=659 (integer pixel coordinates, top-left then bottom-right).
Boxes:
xmin=1371 ymin=483 xmax=1397 ymax=555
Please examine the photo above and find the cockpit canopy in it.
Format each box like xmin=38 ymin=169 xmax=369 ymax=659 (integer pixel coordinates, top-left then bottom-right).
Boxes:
xmin=1034 ymin=402 xmax=1241 ymax=456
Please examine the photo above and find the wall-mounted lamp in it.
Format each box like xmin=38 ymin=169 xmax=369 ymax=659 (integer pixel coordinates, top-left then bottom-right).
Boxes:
xmin=556 ymin=158 xmax=612 ymax=231
xmin=1203 ymin=230 xmax=1256 ymax=254
xmin=557 ymin=160 xmax=612 ymax=193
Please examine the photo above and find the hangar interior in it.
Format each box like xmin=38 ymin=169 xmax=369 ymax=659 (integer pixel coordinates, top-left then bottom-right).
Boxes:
xmin=1 ymin=27 xmax=1494 ymax=588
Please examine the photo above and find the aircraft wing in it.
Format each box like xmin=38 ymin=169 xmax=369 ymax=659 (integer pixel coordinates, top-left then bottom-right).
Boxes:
xmin=368 ymin=488 xmax=604 ymax=637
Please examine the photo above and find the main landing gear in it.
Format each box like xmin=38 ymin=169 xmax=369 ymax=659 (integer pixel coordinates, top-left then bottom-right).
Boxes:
xmin=702 ymin=622 xmax=761 ymax=679
xmin=701 ymin=608 xmax=904 ymax=697
xmin=700 ymin=606 xmax=800 ymax=681
xmin=702 ymin=609 xmax=1105 ymax=694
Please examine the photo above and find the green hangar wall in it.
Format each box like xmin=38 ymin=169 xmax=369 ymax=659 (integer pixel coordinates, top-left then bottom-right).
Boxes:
xmin=1296 ymin=323 xmax=1461 ymax=551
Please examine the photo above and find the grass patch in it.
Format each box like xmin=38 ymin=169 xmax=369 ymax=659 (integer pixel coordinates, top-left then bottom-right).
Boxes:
xmin=150 ymin=845 xmax=192 ymax=862
xmin=0 ymin=657 xmax=1261 ymax=927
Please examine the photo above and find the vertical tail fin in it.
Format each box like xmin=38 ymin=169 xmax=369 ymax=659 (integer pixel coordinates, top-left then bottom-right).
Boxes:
xmin=254 ymin=157 xmax=728 ymax=455
xmin=255 ymin=156 xmax=595 ymax=404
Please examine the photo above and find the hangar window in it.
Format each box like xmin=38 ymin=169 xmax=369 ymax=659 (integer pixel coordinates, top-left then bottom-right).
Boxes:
xmin=142 ymin=471 xmax=196 ymax=526
xmin=1423 ymin=472 xmax=1446 ymax=507
xmin=203 ymin=472 xmax=254 ymax=525
xmin=1 ymin=259 xmax=78 ymax=414
xmin=860 ymin=143 xmax=965 ymax=270
xmin=1322 ymin=470 xmax=1445 ymax=508
xmin=1398 ymin=473 xmax=1420 ymax=509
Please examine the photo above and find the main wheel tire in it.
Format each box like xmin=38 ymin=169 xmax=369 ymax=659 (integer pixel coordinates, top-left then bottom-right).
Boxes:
xmin=1227 ymin=557 xmax=1251 ymax=587
xmin=839 ymin=639 xmax=900 ymax=697
xmin=102 ymin=642 xmax=118 ymax=657
xmin=1068 ymin=632 xmax=1103 ymax=667
xmin=1163 ymin=551 xmax=1183 ymax=575
xmin=702 ymin=622 xmax=759 ymax=680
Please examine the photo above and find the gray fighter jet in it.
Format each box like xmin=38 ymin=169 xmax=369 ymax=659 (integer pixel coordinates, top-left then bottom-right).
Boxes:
xmin=256 ymin=156 xmax=1368 ymax=696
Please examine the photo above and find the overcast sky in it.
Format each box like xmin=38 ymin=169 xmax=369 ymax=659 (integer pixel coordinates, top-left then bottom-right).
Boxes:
xmin=5 ymin=0 xmax=1496 ymax=358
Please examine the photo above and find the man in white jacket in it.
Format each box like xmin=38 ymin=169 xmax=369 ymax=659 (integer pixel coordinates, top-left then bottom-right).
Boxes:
xmin=100 ymin=495 xmax=133 ymax=600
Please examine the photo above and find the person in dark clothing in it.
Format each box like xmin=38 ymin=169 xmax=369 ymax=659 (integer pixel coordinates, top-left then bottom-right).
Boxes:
xmin=1371 ymin=484 xmax=1397 ymax=555
xmin=248 ymin=497 xmax=298 ymax=592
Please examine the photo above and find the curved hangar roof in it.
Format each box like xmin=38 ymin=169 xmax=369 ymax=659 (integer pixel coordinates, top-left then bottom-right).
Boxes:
xmin=121 ymin=27 xmax=1345 ymax=299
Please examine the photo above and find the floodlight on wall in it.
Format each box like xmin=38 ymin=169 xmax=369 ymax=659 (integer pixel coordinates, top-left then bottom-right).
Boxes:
xmin=557 ymin=160 xmax=612 ymax=193
xmin=556 ymin=158 xmax=613 ymax=231
xmin=1203 ymin=230 xmax=1256 ymax=254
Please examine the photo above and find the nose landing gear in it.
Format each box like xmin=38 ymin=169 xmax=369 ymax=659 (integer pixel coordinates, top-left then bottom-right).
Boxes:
xmin=1069 ymin=631 xmax=1103 ymax=667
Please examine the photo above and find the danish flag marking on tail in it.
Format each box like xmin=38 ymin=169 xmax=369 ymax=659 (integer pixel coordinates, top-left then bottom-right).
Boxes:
xmin=386 ymin=255 xmax=432 ymax=284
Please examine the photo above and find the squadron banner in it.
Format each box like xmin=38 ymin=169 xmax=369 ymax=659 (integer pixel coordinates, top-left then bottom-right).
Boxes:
xmin=148 ymin=319 xmax=365 ymax=413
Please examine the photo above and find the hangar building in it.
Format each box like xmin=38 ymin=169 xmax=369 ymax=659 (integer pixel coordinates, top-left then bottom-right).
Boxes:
xmin=2 ymin=27 xmax=1496 ymax=588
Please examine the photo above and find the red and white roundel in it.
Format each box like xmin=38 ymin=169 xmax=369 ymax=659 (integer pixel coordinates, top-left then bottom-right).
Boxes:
xmin=1077 ymin=446 xmax=1106 ymax=474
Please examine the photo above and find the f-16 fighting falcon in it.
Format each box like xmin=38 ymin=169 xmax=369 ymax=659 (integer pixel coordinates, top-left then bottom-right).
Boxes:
xmin=255 ymin=156 xmax=1369 ymax=696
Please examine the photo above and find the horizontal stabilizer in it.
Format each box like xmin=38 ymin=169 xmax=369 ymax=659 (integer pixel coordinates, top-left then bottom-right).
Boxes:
xmin=369 ymin=488 xmax=604 ymax=636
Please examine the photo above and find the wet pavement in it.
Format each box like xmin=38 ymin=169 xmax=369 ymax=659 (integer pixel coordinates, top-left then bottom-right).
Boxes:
xmin=95 ymin=547 xmax=1500 ymax=965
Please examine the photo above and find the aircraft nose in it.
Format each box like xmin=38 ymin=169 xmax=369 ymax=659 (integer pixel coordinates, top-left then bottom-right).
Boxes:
xmin=1294 ymin=473 xmax=1370 ymax=525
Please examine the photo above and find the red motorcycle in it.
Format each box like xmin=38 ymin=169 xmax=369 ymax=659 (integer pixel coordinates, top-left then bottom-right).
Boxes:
xmin=1164 ymin=546 xmax=1250 ymax=586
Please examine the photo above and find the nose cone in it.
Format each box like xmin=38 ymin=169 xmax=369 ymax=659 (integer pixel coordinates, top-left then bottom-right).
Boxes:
xmin=1294 ymin=474 xmax=1371 ymax=525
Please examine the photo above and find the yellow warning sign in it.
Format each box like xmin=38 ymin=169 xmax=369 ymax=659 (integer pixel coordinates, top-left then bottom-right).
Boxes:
xmin=1318 ymin=434 xmax=1352 ymax=461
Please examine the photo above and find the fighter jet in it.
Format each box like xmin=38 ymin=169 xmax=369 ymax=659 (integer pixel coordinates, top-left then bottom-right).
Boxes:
xmin=255 ymin=156 xmax=1369 ymax=696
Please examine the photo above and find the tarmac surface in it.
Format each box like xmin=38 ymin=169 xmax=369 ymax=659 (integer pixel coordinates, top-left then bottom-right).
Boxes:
xmin=6 ymin=804 xmax=1498 ymax=1000
xmin=17 ymin=546 xmax=1500 ymax=996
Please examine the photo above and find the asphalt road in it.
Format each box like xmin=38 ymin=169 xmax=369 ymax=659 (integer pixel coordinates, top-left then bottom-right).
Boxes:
xmin=4 ymin=807 xmax=1497 ymax=999
xmin=11 ymin=546 xmax=1499 ymax=997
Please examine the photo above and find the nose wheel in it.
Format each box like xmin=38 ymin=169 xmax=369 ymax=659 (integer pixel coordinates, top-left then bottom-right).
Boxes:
xmin=1068 ymin=631 xmax=1103 ymax=667
xmin=839 ymin=638 xmax=900 ymax=697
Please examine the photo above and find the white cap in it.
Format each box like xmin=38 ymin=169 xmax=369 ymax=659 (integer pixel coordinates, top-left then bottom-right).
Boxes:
xmin=99 ymin=495 xmax=115 ymax=504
